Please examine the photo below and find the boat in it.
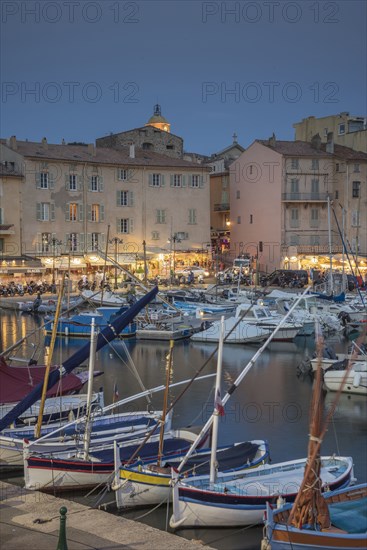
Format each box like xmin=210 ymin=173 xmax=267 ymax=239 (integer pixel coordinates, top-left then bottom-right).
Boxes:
xmin=136 ymin=323 xmax=193 ymax=341
xmin=232 ymin=304 xmax=302 ymax=342
xmin=190 ymin=315 xmax=270 ymax=344
xmin=44 ymin=305 xmax=137 ymax=338
xmin=80 ymin=289 xmax=129 ymax=307
xmin=170 ymin=455 xmax=354 ymax=528
xmin=262 ymin=336 xmax=367 ymax=549
xmin=324 ymin=362 xmax=367 ymax=395
xmin=114 ymin=318 xmax=270 ymax=509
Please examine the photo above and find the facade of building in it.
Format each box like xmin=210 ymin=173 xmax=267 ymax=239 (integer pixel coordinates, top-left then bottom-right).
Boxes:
xmin=293 ymin=113 xmax=367 ymax=152
xmin=229 ymin=134 xmax=367 ymax=275
xmin=96 ymin=105 xmax=183 ymax=159
xmin=0 ymin=136 xmax=211 ymax=281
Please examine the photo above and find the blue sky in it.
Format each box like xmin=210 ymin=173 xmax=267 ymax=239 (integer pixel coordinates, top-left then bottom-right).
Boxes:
xmin=1 ymin=0 xmax=366 ymax=155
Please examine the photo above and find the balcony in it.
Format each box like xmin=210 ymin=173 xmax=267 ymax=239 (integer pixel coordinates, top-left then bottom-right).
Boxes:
xmin=0 ymin=224 xmax=15 ymax=235
xmin=282 ymin=193 xmax=329 ymax=202
xmin=214 ymin=203 xmax=230 ymax=212
xmin=287 ymin=244 xmax=344 ymax=254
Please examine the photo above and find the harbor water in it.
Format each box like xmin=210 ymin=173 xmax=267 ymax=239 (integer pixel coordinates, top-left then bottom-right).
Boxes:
xmin=1 ymin=308 xmax=366 ymax=550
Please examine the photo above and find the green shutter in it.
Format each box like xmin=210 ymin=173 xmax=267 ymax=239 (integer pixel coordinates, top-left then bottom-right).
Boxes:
xmin=161 ymin=175 xmax=165 ymax=187
xmin=170 ymin=175 xmax=174 ymax=187
xmin=36 ymin=203 xmax=41 ymax=220
xmin=65 ymin=174 xmax=69 ymax=189
xmin=182 ymin=175 xmax=187 ymax=188
xmin=149 ymin=174 xmax=153 ymax=186
xmin=88 ymin=177 xmax=92 ymax=191
xmin=100 ymin=205 xmax=105 ymax=221
xmin=99 ymin=176 xmax=104 ymax=192
xmin=78 ymin=204 xmax=83 ymax=222
xmin=87 ymin=204 xmax=92 ymax=221
xmin=50 ymin=203 xmax=55 ymax=221
xmin=199 ymin=176 xmax=204 ymax=188
xmin=78 ymin=175 xmax=83 ymax=190
xmin=35 ymin=173 xmax=41 ymax=188
xmin=129 ymin=191 xmax=134 ymax=206
xmin=129 ymin=219 xmax=134 ymax=233
xmin=49 ymin=174 xmax=55 ymax=189
xmin=79 ymin=233 xmax=85 ymax=252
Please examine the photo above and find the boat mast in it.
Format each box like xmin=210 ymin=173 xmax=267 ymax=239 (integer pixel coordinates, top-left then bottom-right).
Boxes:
xmin=157 ymin=340 xmax=174 ymax=467
xmin=34 ymin=273 xmax=65 ymax=439
xmin=82 ymin=318 xmax=97 ymax=460
xmin=327 ymin=195 xmax=333 ymax=294
xmin=210 ymin=316 xmax=225 ymax=484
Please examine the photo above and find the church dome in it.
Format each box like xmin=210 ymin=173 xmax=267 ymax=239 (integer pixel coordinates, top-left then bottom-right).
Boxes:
xmin=145 ymin=104 xmax=171 ymax=132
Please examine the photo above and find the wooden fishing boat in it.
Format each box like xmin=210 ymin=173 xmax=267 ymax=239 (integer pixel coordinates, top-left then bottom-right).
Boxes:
xmin=261 ymin=331 xmax=367 ymax=549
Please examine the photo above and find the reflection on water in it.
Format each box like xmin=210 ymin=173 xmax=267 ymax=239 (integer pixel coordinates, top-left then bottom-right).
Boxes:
xmin=1 ymin=310 xmax=366 ymax=550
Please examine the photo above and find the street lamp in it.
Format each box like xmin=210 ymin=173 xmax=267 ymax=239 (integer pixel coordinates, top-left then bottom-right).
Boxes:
xmin=108 ymin=237 xmax=123 ymax=289
xmin=50 ymin=238 xmax=62 ymax=286
xmin=167 ymin=233 xmax=181 ymax=284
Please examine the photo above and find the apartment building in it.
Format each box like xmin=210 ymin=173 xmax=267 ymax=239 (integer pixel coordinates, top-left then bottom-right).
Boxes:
xmin=0 ymin=137 xmax=210 ymax=279
xmin=294 ymin=112 xmax=367 ymax=152
xmin=229 ymin=133 xmax=367 ymax=274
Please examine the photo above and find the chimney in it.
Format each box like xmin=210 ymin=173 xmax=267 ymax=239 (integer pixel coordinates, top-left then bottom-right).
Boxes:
xmin=268 ymin=133 xmax=276 ymax=148
xmin=88 ymin=143 xmax=96 ymax=156
xmin=311 ymin=133 xmax=321 ymax=150
xmin=9 ymin=135 xmax=17 ymax=150
xmin=326 ymin=132 xmax=334 ymax=154
xmin=62 ymin=138 xmax=66 ymax=145
xmin=41 ymin=137 xmax=48 ymax=150
xmin=129 ymin=143 xmax=135 ymax=158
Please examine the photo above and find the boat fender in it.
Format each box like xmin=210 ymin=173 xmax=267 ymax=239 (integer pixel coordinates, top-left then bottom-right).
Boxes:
xmin=260 ymin=539 xmax=271 ymax=550
xmin=353 ymin=372 xmax=362 ymax=387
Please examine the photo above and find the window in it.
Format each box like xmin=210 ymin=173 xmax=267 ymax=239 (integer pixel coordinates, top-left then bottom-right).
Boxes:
xmin=150 ymin=173 xmax=162 ymax=187
xmin=65 ymin=202 xmax=83 ymax=222
xmin=310 ymin=208 xmax=319 ymax=227
xmin=68 ymin=233 xmax=78 ymax=252
xmin=335 ymin=190 xmax=339 ymax=199
xmin=88 ymin=175 xmax=103 ymax=192
xmin=290 ymin=208 xmax=299 ymax=228
xmin=117 ymin=218 xmax=132 ymax=234
xmin=291 ymin=158 xmax=299 ymax=170
xmin=311 ymin=179 xmax=319 ymax=196
xmin=118 ymin=168 xmax=128 ymax=181
xmin=352 ymin=181 xmax=360 ymax=198
xmin=0 ymin=238 xmax=4 ymax=253
xmin=68 ymin=174 xmax=77 ymax=191
xmin=236 ymin=190 xmax=240 ymax=199
xmin=151 ymin=231 xmax=160 ymax=240
xmin=351 ymin=211 xmax=360 ymax=227
xmin=171 ymin=174 xmax=182 ymax=187
xmin=310 ymin=235 xmax=320 ymax=245
xmin=91 ymin=204 xmax=99 ymax=222
xmin=354 ymin=164 xmax=360 ymax=173
xmin=188 ymin=208 xmax=197 ymax=224
xmin=37 ymin=202 xmax=55 ymax=221
xmin=40 ymin=172 xmax=49 ymax=188
xmin=41 ymin=232 xmax=51 ymax=252
xmin=190 ymin=174 xmax=200 ymax=188
xmin=338 ymin=123 xmax=345 ymax=135
xmin=311 ymin=159 xmax=319 ymax=170
xmin=176 ymin=231 xmax=188 ymax=240
xmin=166 ymin=145 xmax=174 ymax=150
xmin=142 ymin=142 xmax=153 ymax=150
xmin=156 ymin=209 xmax=166 ymax=224
xmin=91 ymin=233 xmax=99 ymax=250
xmin=250 ymin=214 xmax=253 ymax=224
xmin=289 ymin=234 xmax=299 ymax=245
xmin=290 ymin=178 xmax=299 ymax=197
xmin=117 ymin=190 xmax=129 ymax=206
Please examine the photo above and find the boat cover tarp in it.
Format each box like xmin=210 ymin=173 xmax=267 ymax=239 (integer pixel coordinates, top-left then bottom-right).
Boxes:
xmin=0 ymin=356 xmax=84 ymax=403
xmin=0 ymin=287 xmax=158 ymax=432
xmin=329 ymin=496 xmax=367 ymax=534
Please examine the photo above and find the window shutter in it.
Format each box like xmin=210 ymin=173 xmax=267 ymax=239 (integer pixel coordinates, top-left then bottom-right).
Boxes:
xmin=117 ymin=168 xmax=121 ymax=180
xmin=77 ymin=176 xmax=83 ymax=190
xmin=50 ymin=203 xmax=55 ymax=221
xmin=36 ymin=203 xmax=41 ymax=220
xmin=129 ymin=219 xmax=134 ymax=233
xmin=100 ymin=233 xmax=106 ymax=249
xmin=99 ymin=176 xmax=104 ymax=192
xmin=36 ymin=232 xmax=42 ymax=253
xmin=79 ymin=233 xmax=85 ymax=252
xmin=88 ymin=177 xmax=92 ymax=191
xmin=199 ymin=176 xmax=204 ymax=188
xmin=65 ymin=234 xmax=70 ymax=250
xmin=161 ymin=175 xmax=165 ymax=187
xmin=127 ymin=169 xmax=133 ymax=181
xmin=116 ymin=218 xmax=120 ymax=233
xmin=49 ymin=174 xmax=55 ymax=189
xmin=170 ymin=175 xmax=174 ymax=187
xmin=65 ymin=203 xmax=71 ymax=221
xmin=35 ymin=173 xmax=41 ymax=188
xmin=149 ymin=174 xmax=153 ymax=186
xmin=78 ymin=204 xmax=84 ymax=222
xmin=182 ymin=175 xmax=187 ymax=187
xmin=116 ymin=190 xmax=120 ymax=206
xmin=65 ymin=174 xmax=69 ymax=190
xmin=129 ymin=191 xmax=134 ymax=206
xmin=87 ymin=204 xmax=92 ymax=221
xmin=86 ymin=233 xmax=92 ymax=251
xmin=100 ymin=205 xmax=105 ymax=221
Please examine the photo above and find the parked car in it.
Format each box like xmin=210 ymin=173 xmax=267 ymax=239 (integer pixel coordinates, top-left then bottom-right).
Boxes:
xmin=174 ymin=266 xmax=210 ymax=279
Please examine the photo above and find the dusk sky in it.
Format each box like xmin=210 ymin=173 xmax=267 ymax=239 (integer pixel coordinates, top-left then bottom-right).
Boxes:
xmin=1 ymin=0 xmax=366 ymax=155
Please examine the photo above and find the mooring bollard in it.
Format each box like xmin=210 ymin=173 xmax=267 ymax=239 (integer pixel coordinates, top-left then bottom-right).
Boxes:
xmin=56 ymin=506 xmax=68 ymax=550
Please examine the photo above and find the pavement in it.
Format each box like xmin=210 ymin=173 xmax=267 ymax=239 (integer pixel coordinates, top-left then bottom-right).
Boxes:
xmin=0 ymin=481 xmax=210 ymax=550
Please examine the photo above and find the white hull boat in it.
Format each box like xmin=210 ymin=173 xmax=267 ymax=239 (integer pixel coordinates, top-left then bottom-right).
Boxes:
xmin=324 ymin=362 xmax=367 ymax=395
xmin=191 ymin=317 xmax=269 ymax=344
